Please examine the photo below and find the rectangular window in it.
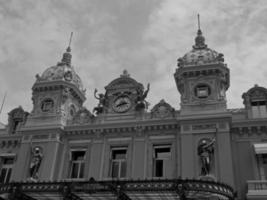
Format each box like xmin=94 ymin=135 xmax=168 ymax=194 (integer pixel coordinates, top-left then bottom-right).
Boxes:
xmin=110 ymin=147 xmax=127 ymax=179
xmin=153 ymin=145 xmax=171 ymax=178
xmin=251 ymin=101 xmax=267 ymax=118
xmin=69 ymin=150 xmax=86 ymax=179
xmin=197 ymin=87 xmax=208 ymax=98
xmin=0 ymin=157 xmax=14 ymax=183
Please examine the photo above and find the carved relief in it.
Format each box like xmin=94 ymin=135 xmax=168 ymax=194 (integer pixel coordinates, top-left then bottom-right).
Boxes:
xmin=151 ymin=99 xmax=175 ymax=119
xmin=93 ymin=70 xmax=149 ymax=115
xmin=72 ymin=107 xmax=94 ymax=124
xmin=8 ymin=106 xmax=28 ymax=134
xmin=242 ymin=85 xmax=267 ymax=108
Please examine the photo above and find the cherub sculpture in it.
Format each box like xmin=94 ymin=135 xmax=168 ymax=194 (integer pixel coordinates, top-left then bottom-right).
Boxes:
xmin=29 ymin=146 xmax=43 ymax=180
xmin=135 ymin=83 xmax=150 ymax=111
xmin=93 ymin=89 xmax=106 ymax=115
xmin=198 ymin=138 xmax=215 ymax=176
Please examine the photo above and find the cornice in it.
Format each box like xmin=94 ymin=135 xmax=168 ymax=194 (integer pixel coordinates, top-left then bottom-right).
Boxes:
xmin=65 ymin=121 xmax=179 ymax=136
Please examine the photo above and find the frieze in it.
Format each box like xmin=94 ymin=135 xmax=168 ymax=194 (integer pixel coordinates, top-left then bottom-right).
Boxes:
xmin=231 ymin=126 xmax=267 ymax=136
xmin=192 ymin=124 xmax=216 ymax=130
xmin=32 ymin=134 xmax=49 ymax=140
xmin=65 ymin=124 xmax=179 ymax=136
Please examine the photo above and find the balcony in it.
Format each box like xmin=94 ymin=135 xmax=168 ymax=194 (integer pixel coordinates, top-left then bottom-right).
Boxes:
xmin=247 ymin=180 xmax=267 ymax=199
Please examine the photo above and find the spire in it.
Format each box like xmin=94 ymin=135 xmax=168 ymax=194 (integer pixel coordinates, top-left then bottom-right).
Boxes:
xmin=193 ymin=14 xmax=207 ymax=49
xmin=61 ymin=32 xmax=73 ymax=66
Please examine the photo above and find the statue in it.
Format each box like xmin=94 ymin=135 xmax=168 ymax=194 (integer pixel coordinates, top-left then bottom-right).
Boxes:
xmin=135 ymin=83 xmax=150 ymax=111
xmin=198 ymin=138 xmax=215 ymax=176
xmin=29 ymin=146 xmax=43 ymax=180
xmin=93 ymin=89 xmax=106 ymax=115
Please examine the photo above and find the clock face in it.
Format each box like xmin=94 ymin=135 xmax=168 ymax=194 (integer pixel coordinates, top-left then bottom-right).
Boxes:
xmin=112 ymin=96 xmax=132 ymax=113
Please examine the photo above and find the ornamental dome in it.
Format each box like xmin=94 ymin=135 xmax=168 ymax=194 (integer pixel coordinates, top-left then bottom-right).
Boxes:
xmin=105 ymin=70 xmax=144 ymax=92
xmin=177 ymin=29 xmax=224 ymax=67
xmin=36 ymin=46 xmax=84 ymax=92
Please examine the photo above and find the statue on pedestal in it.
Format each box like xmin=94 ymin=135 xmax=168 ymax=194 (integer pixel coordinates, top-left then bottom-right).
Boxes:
xmin=29 ymin=146 xmax=43 ymax=180
xmin=198 ymin=138 xmax=215 ymax=176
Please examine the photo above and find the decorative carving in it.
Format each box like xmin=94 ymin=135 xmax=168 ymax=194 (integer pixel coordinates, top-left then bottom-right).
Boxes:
xmin=242 ymin=85 xmax=267 ymax=108
xmin=151 ymin=99 xmax=175 ymax=119
xmin=72 ymin=107 xmax=94 ymax=124
xmin=29 ymin=146 xmax=43 ymax=180
xmin=7 ymin=106 xmax=28 ymax=134
xmin=192 ymin=124 xmax=216 ymax=130
xmin=41 ymin=98 xmax=54 ymax=112
xmin=62 ymin=87 xmax=71 ymax=103
xmin=198 ymin=138 xmax=215 ymax=176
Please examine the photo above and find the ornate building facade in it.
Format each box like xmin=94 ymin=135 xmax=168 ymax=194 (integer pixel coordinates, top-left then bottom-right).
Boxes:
xmin=0 ymin=25 xmax=266 ymax=200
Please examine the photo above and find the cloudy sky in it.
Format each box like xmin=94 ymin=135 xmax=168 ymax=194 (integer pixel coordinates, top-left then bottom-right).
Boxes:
xmin=0 ymin=0 xmax=267 ymax=123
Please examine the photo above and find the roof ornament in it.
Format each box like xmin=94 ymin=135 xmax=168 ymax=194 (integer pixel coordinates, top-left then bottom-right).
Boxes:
xmin=61 ymin=32 xmax=73 ymax=66
xmin=193 ymin=14 xmax=207 ymax=50
xmin=120 ymin=69 xmax=130 ymax=78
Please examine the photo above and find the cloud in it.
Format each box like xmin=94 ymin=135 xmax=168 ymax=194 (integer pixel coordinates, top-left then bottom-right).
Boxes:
xmin=0 ymin=0 xmax=267 ymax=123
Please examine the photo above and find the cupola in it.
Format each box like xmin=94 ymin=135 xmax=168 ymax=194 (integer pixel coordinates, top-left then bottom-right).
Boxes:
xmin=174 ymin=15 xmax=230 ymax=115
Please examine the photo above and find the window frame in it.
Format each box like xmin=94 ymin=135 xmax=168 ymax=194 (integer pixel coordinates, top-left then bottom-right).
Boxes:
xmin=109 ymin=147 xmax=128 ymax=179
xmin=251 ymin=100 xmax=267 ymax=118
xmin=0 ymin=155 xmax=15 ymax=184
xmin=153 ymin=145 xmax=171 ymax=178
xmin=68 ymin=149 xmax=86 ymax=180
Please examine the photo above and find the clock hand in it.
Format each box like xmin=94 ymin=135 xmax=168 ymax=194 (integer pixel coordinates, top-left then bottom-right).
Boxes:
xmin=117 ymin=101 xmax=127 ymax=107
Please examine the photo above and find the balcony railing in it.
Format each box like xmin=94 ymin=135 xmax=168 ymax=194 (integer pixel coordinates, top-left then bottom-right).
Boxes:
xmin=247 ymin=180 xmax=267 ymax=199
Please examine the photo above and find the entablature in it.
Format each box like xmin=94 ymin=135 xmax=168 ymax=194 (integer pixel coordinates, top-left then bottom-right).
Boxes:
xmin=65 ymin=120 xmax=179 ymax=137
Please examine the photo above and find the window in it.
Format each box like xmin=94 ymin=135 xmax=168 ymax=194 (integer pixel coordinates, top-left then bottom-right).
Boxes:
xmin=0 ymin=157 xmax=14 ymax=183
xmin=194 ymin=84 xmax=211 ymax=99
xmin=257 ymin=154 xmax=267 ymax=180
xmin=153 ymin=145 xmax=171 ymax=177
xmin=69 ymin=150 xmax=85 ymax=179
xmin=41 ymin=99 xmax=54 ymax=112
xmin=110 ymin=148 xmax=127 ymax=178
xmin=253 ymin=143 xmax=267 ymax=179
xmin=11 ymin=120 xmax=20 ymax=134
xmin=251 ymin=101 xmax=267 ymax=118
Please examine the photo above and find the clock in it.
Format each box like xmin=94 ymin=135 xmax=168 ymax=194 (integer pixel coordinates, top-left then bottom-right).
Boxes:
xmin=112 ymin=96 xmax=132 ymax=113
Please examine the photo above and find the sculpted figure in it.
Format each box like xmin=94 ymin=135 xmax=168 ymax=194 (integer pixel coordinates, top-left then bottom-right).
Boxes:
xmin=135 ymin=83 xmax=150 ymax=110
xmin=198 ymin=138 xmax=215 ymax=176
xmin=29 ymin=146 xmax=43 ymax=180
xmin=93 ymin=89 xmax=106 ymax=114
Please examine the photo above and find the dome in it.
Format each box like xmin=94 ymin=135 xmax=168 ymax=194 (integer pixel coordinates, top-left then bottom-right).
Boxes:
xmin=105 ymin=70 xmax=144 ymax=92
xmin=177 ymin=29 xmax=224 ymax=67
xmin=36 ymin=47 xmax=84 ymax=92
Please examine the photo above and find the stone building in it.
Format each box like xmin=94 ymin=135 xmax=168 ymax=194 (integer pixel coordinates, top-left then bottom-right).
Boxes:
xmin=0 ymin=25 xmax=265 ymax=200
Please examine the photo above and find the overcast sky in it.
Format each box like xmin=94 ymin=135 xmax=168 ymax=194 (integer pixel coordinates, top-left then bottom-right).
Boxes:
xmin=0 ymin=0 xmax=267 ymax=123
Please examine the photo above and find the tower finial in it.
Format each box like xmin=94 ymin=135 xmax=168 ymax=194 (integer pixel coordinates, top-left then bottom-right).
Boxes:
xmin=60 ymin=32 xmax=73 ymax=66
xmin=68 ymin=32 xmax=73 ymax=49
xmin=193 ymin=14 xmax=207 ymax=49
xmin=66 ymin=32 xmax=73 ymax=53
xmin=197 ymin=14 xmax=200 ymax=30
